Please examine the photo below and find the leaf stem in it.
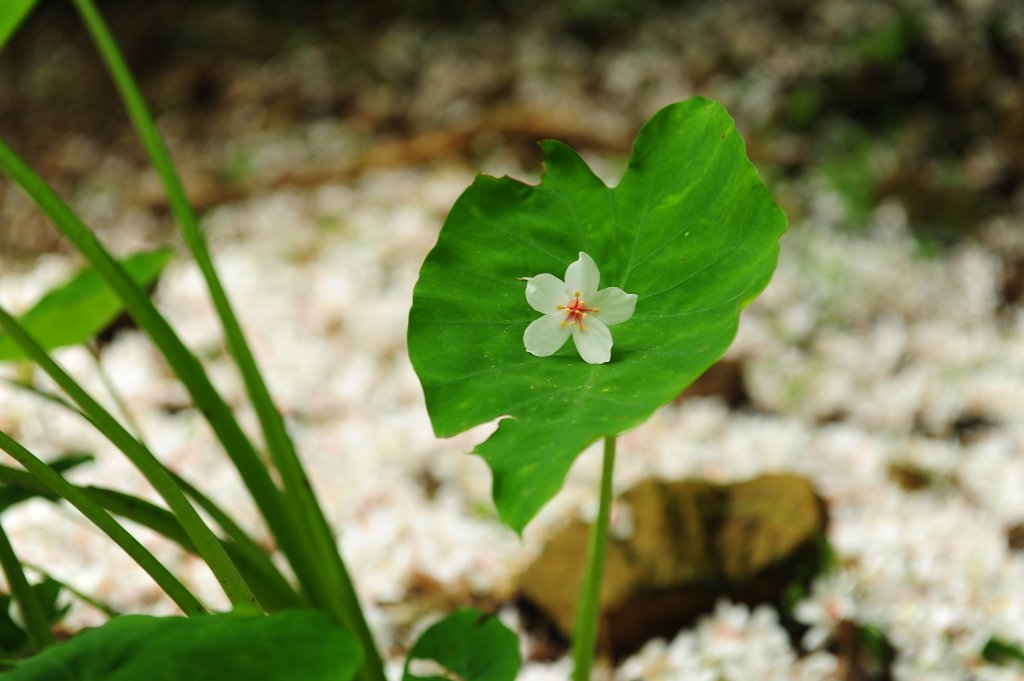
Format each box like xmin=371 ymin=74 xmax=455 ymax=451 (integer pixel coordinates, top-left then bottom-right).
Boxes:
xmin=0 ymin=430 xmax=205 ymax=615
xmin=0 ymin=376 xmax=82 ymax=416
xmin=0 ymin=519 xmax=55 ymax=651
xmin=571 ymin=436 xmax=616 ymax=681
xmin=87 ymin=342 xmax=145 ymax=442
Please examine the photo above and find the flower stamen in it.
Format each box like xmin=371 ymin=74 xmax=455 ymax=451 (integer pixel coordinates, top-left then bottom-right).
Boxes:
xmin=560 ymin=292 xmax=596 ymax=331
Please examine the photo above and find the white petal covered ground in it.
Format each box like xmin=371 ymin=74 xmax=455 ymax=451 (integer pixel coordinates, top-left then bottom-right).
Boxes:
xmin=2 ymin=159 xmax=1024 ymax=679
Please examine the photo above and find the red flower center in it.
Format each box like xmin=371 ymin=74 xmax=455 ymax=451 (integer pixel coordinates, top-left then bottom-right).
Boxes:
xmin=558 ymin=292 xmax=596 ymax=331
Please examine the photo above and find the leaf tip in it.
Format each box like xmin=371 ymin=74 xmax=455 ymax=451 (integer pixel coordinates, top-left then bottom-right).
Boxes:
xmin=536 ymin=139 xmax=607 ymax=189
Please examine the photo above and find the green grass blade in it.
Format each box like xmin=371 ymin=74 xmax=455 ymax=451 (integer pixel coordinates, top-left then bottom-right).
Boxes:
xmin=84 ymin=342 xmax=296 ymax=606
xmin=0 ymin=464 xmax=54 ymax=499
xmin=0 ymin=139 xmax=306 ymax=604
xmin=0 ymin=431 xmax=204 ymax=615
xmin=0 ymin=0 xmax=38 ymax=52
xmin=85 ymin=487 xmax=302 ymax=611
xmin=0 ymin=520 xmax=55 ymax=651
xmin=0 ymin=303 xmax=257 ymax=610
xmin=0 ymin=461 xmax=299 ymax=611
xmin=67 ymin=2 xmax=386 ymax=674
xmin=2 ymin=370 xmax=300 ymax=609
xmin=167 ymin=473 xmax=304 ymax=610
xmin=0 ymin=376 xmax=82 ymax=415
xmin=0 ymin=453 xmax=93 ymax=510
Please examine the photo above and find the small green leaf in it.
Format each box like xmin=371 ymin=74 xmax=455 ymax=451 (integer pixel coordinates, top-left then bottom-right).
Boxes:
xmin=0 ymin=0 xmax=39 ymax=52
xmin=0 ymin=249 xmax=173 ymax=362
xmin=857 ymin=623 xmax=895 ymax=665
xmin=408 ymin=97 xmax=786 ymax=532
xmin=0 ymin=578 xmax=67 ymax=656
xmin=403 ymin=609 xmax=520 ymax=681
xmin=4 ymin=610 xmax=364 ymax=680
xmin=982 ymin=636 xmax=1024 ymax=666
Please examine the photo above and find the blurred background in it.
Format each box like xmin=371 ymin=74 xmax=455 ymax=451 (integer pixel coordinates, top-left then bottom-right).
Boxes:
xmin=3 ymin=0 xmax=1023 ymax=253
xmin=2 ymin=1 xmax=1024 ymax=679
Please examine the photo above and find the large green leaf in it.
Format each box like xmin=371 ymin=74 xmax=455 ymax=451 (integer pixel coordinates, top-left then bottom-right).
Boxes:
xmin=408 ymin=97 xmax=786 ymax=532
xmin=0 ymin=249 xmax=173 ymax=362
xmin=3 ymin=610 xmax=364 ymax=680
xmin=403 ymin=609 xmax=520 ymax=681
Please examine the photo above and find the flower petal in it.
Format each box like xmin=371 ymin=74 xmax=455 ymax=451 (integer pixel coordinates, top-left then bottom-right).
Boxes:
xmin=524 ymin=314 xmax=572 ymax=357
xmin=590 ymin=287 xmax=638 ymax=326
xmin=525 ymin=273 xmax=569 ymax=314
xmin=571 ymin=316 xmax=612 ymax=364
xmin=564 ymin=252 xmax=600 ymax=298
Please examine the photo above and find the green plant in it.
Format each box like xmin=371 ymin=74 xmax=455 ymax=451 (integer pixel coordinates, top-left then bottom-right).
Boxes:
xmin=408 ymin=97 xmax=786 ymax=677
xmin=2 ymin=2 xmax=389 ymax=678
xmin=0 ymin=3 xmax=784 ymax=680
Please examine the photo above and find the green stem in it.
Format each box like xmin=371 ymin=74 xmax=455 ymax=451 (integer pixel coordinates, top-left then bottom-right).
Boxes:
xmin=21 ymin=563 xmax=121 ymax=618
xmin=0 ymin=520 xmax=55 ymax=651
xmin=85 ymin=486 xmax=301 ymax=611
xmin=571 ymin=436 xmax=617 ymax=681
xmin=88 ymin=343 xmax=145 ymax=441
xmin=0 ymin=304 xmax=258 ymax=610
xmin=67 ymin=2 xmax=385 ymax=675
xmin=1 ymin=377 xmax=82 ymax=416
xmin=0 ymin=430 xmax=204 ymax=615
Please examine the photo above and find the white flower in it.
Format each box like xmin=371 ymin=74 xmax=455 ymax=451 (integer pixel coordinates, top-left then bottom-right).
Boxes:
xmin=523 ymin=252 xmax=637 ymax=364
